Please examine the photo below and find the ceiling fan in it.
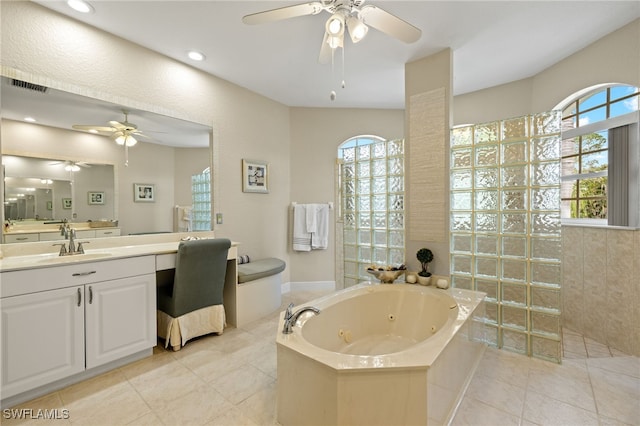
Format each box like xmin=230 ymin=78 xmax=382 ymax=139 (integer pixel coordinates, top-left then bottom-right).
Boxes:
xmin=49 ymin=160 xmax=91 ymax=172
xmin=242 ymin=0 xmax=422 ymax=64
xmin=72 ymin=110 xmax=149 ymax=147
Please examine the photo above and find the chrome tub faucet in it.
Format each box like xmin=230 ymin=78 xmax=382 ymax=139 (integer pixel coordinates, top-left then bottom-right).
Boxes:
xmin=282 ymin=302 xmax=320 ymax=334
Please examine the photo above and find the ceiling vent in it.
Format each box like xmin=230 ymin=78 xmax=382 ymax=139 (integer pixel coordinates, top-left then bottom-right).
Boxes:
xmin=11 ymin=79 xmax=48 ymax=93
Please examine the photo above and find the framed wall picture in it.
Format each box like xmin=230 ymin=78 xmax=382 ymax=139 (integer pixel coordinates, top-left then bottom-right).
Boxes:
xmin=242 ymin=159 xmax=269 ymax=193
xmin=134 ymin=183 xmax=155 ymax=202
xmin=46 ymin=201 xmax=53 ymax=211
xmin=88 ymin=191 xmax=105 ymax=205
xmin=62 ymin=198 xmax=72 ymax=209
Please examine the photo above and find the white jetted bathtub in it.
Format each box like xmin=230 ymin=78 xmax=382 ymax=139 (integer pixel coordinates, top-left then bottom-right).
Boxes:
xmin=276 ymin=283 xmax=486 ymax=426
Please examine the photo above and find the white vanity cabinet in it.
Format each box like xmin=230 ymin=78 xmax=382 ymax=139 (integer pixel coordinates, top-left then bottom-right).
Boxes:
xmin=0 ymin=256 xmax=156 ymax=400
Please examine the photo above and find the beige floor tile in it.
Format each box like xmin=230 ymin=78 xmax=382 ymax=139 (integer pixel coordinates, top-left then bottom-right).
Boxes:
xmin=205 ymin=407 xmax=258 ymax=426
xmin=472 ymin=346 xmax=530 ymax=389
xmin=235 ymin=381 xmax=278 ymax=426
xmin=450 ymin=396 xmax=520 ymax=426
xmin=64 ymin=382 xmax=150 ymax=425
xmin=126 ymin=412 xmax=164 ymax=425
xmin=527 ymin=359 xmax=596 ymax=412
xmin=1 ymin=393 xmax=71 ymax=426
xmin=209 ymin=364 xmax=275 ymax=405
xmin=587 ymin=356 xmax=640 ymax=378
xmin=522 ymin=390 xmax=599 ymax=426
xmin=463 ymin=371 xmax=526 ymax=417
xmin=154 ymin=383 xmax=233 ymax=426
xmin=589 ymin=365 xmax=640 ymax=425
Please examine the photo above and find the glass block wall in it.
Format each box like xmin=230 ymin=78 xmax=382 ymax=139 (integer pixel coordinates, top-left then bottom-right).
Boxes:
xmin=191 ymin=169 xmax=211 ymax=231
xmin=450 ymin=112 xmax=563 ymax=362
xmin=340 ymin=138 xmax=405 ymax=287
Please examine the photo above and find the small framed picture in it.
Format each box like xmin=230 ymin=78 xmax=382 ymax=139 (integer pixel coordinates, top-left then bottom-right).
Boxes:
xmin=88 ymin=191 xmax=105 ymax=205
xmin=62 ymin=198 xmax=72 ymax=209
xmin=46 ymin=201 xmax=53 ymax=211
xmin=134 ymin=183 xmax=155 ymax=202
xmin=242 ymin=159 xmax=269 ymax=193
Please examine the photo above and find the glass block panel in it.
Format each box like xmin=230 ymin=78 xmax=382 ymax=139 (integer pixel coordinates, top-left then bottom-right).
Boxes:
xmin=344 ymin=260 xmax=357 ymax=275
xmin=484 ymin=301 xmax=498 ymax=324
xmin=531 ymin=286 xmax=561 ymax=311
xmin=343 ymin=213 xmax=356 ymax=228
xmin=476 ymin=257 xmax=498 ymax=278
xmin=358 ymin=178 xmax=371 ymax=193
xmin=475 ymin=168 xmax=499 ymax=188
xmin=372 ymin=142 xmax=386 ymax=158
xmin=373 ymin=212 xmax=386 ymax=228
xmin=344 ymin=245 xmax=357 ymax=261
xmin=358 ymin=246 xmax=371 ymax=262
xmin=502 ymin=116 xmax=528 ymax=141
xmin=451 ymin=255 xmax=473 ymax=275
xmin=344 ymin=179 xmax=355 ymax=195
xmin=451 ymin=213 xmax=472 ymax=231
xmin=475 ymin=145 xmax=499 ymax=166
xmin=357 ymin=161 xmax=370 ymax=178
xmin=475 ymin=213 xmax=498 ymax=232
xmin=502 ymin=166 xmax=527 ymax=188
xmin=388 ymin=213 xmax=404 ymax=230
xmin=476 ymin=279 xmax=498 ymax=301
xmin=451 ymin=192 xmax=472 ymax=210
xmin=482 ymin=324 xmax=499 ymax=346
xmin=530 ymin=237 xmax=561 ymax=261
xmin=388 ymin=176 xmax=404 ymax=192
xmin=388 ymin=194 xmax=403 ymax=211
xmin=451 ymin=170 xmax=472 ymax=189
xmin=531 ymin=262 xmax=561 ymax=286
xmin=358 ymin=230 xmax=371 ymax=245
xmin=342 ymin=147 xmax=355 ymax=162
xmin=389 ymin=249 xmax=404 ymax=266
xmin=501 ymin=328 xmax=528 ymax=354
xmin=502 ymin=236 xmax=527 ymax=257
xmin=388 ymin=139 xmax=403 ymax=156
xmin=343 ymin=163 xmax=355 ymax=178
xmin=475 ymin=122 xmax=500 ymax=144
xmin=532 ymin=110 xmax=561 ymax=135
xmin=372 ymin=160 xmax=386 ymax=176
xmin=501 ymin=281 xmax=527 ymax=305
xmin=358 ymin=144 xmax=371 ymax=160
xmin=502 ymin=305 xmax=527 ymax=330
xmin=502 ymin=141 xmax=527 ymax=164
xmin=388 ymin=158 xmax=404 ymax=175
xmin=475 ymin=191 xmax=499 ymax=210
xmin=531 ymin=310 xmax=560 ymax=336
xmin=372 ymin=195 xmax=386 ymax=211
xmin=531 ymin=187 xmax=560 ymax=211
xmin=531 ymin=212 xmax=561 ymax=235
xmin=371 ymin=177 xmax=387 ymax=194
xmin=344 ymin=229 xmax=356 ymax=244
xmin=344 ymin=277 xmax=359 ymax=288
xmin=344 ymin=197 xmax=355 ymax=212
xmin=452 ymin=234 xmax=472 ymax=253
xmin=502 ymin=259 xmax=527 ymax=282
xmin=451 ymin=275 xmax=473 ymax=290
xmin=531 ymin=162 xmax=560 ymax=187
xmin=373 ymin=247 xmax=387 ymax=263
xmin=358 ymin=195 xmax=371 ymax=211
xmin=451 ymin=148 xmax=472 ymax=169
xmin=358 ymin=212 xmax=371 ymax=229
xmin=475 ymin=235 xmax=498 ymax=255
xmin=502 ymin=190 xmax=527 ymax=211
xmin=373 ymin=230 xmax=387 ymax=246
xmin=451 ymin=126 xmax=473 ymax=146
xmin=531 ymin=137 xmax=561 ymax=162
xmin=501 ymin=213 xmax=526 ymax=234
xmin=389 ymin=231 xmax=404 ymax=248
xmin=532 ymin=336 xmax=561 ymax=363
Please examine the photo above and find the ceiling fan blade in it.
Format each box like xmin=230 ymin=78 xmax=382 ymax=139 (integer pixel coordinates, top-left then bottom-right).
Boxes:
xmin=109 ymin=120 xmax=128 ymax=130
xmin=242 ymin=2 xmax=324 ymax=25
xmin=359 ymin=5 xmax=421 ymax=43
xmin=319 ymin=32 xmax=332 ymax=64
xmin=72 ymin=124 xmax=116 ymax=133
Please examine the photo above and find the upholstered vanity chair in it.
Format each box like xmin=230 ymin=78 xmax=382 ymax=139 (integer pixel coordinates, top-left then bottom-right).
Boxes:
xmin=157 ymin=238 xmax=231 ymax=351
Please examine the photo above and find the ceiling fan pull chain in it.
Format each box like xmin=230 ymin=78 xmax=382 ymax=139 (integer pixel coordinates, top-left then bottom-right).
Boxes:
xmin=124 ymin=144 xmax=129 ymax=167
xmin=341 ymin=45 xmax=346 ymax=89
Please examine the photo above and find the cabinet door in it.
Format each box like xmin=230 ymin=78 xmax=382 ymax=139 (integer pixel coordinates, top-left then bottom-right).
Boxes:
xmin=1 ymin=287 xmax=85 ymax=398
xmin=85 ymin=274 xmax=156 ymax=369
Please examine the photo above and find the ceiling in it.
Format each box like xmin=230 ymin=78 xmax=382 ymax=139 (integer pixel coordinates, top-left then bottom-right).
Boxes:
xmin=33 ymin=0 xmax=640 ymax=109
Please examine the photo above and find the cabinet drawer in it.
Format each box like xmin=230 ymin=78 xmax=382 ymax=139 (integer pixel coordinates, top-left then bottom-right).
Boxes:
xmin=75 ymin=230 xmax=96 ymax=239
xmin=4 ymin=233 xmax=39 ymax=243
xmin=39 ymin=232 xmax=66 ymax=242
xmin=1 ymin=256 xmax=156 ymax=298
xmin=95 ymin=228 xmax=121 ymax=238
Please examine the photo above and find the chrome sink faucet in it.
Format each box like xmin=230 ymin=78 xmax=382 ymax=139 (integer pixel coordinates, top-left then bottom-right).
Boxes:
xmin=54 ymin=224 xmax=88 ymax=256
xmin=282 ymin=303 xmax=320 ymax=334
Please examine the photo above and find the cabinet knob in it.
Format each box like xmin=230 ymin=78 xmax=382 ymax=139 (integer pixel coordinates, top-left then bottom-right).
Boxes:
xmin=77 ymin=288 xmax=82 ymax=307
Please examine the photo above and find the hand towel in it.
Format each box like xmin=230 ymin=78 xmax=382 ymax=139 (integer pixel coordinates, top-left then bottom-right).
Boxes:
xmin=311 ymin=204 xmax=329 ymax=250
xmin=292 ymin=204 xmax=312 ymax=251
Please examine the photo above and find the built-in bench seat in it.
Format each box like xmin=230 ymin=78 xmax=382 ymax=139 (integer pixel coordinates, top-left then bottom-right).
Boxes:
xmin=234 ymin=257 xmax=285 ymax=326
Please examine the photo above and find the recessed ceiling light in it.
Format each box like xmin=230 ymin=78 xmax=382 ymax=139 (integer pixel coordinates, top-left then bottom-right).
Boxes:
xmin=24 ymin=117 xmax=36 ymax=122
xmin=67 ymin=0 xmax=94 ymax=14
xmin=187 ymin=51 xmax=206 ymax=61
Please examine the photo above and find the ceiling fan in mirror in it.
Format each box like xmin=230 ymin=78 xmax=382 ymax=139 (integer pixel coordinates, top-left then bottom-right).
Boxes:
xmin=242 ymin=0 xmax=421 ymax=100
xmin=49 ymin=160 xmax=91 ymax=172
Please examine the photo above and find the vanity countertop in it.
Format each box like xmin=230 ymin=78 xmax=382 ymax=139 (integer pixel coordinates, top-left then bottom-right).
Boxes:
xmin=0 ymin=232 xmax=237 ymax=272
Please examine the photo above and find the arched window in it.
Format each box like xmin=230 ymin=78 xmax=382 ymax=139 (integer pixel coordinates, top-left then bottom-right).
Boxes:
xmin=338 ymin=136 xmax=405 ymax=288
xmin=559 ymin=84 xmax=639 ymax=226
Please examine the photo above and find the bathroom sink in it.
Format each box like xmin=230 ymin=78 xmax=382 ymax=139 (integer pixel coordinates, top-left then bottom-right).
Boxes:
xmin=36 ymin=252 xmax=113 ymax=264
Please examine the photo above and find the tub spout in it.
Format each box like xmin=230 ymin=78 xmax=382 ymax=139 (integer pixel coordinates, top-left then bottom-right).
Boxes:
xmin=282 ymin=305 xmax=320 ymax=334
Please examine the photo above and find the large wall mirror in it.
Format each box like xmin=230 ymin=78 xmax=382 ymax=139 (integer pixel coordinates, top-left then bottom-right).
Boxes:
xmin=1 ymin=75 xmax=213 ymax=242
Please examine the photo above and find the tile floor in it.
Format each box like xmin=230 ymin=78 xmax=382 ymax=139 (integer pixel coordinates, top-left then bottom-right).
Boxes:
xmin=3 ymin=288 xmax=639 ymax=426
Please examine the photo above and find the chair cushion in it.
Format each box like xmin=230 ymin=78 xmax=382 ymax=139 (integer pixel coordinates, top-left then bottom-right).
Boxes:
xmin=237 ymin=258 xmax=286 ymax=283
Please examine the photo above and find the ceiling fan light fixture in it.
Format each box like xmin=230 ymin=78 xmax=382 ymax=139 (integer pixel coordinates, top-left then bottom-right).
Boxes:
xmin=187 ymin=50 xmax=206 ymax=61
xmin=346 ymin=15 xmax=368 ymax=43
xmin=326 ymin=13 xmax=345 ymax=36
xmin=65 ymin=164 xmax=81 ymax=172
xmin=67 ymin=0 xmax=94 ymax=14
xmin=115 ymin=133 xmax=137 ymax=147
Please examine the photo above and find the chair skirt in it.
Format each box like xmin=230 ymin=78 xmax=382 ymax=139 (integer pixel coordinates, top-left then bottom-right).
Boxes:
xmin=157 ymin=305 xmax=226 ymax=351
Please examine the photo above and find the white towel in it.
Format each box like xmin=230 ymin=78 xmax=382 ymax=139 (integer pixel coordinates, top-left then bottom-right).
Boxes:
xmin=309 ymin=204 xmax=329 ymax=250
xmin=292 ymin=204 xmax=312 ymax=251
